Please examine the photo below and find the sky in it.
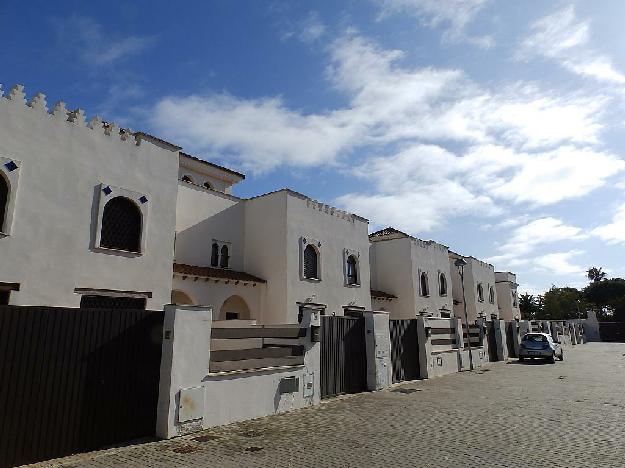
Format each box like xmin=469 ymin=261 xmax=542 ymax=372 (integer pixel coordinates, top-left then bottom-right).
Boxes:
xmin=1 ymin=0 xmax=624 ymax=295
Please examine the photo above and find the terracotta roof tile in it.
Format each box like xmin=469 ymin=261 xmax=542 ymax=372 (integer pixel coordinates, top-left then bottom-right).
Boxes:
xmin=173 ymin=263 xmax=266 ymax=283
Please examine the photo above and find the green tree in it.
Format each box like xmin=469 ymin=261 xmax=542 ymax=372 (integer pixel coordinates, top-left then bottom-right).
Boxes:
xmin=519 ymin=293 xmax=539 ymax=320
xmin=587 ymin=266 xmax=607 ymax=283
xmin=583 ymin=278 xmax=625 ymax=321
xmin=540 ymin=286 xmax=587 ymax=320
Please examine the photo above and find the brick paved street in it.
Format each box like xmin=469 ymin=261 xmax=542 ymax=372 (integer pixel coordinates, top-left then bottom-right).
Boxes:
xmin=31 ymin=343 xmax=625 ymax=468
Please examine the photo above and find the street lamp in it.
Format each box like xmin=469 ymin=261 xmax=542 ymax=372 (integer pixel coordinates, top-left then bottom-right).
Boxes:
xmin=454 ymin=257 xmax=473 ymax=371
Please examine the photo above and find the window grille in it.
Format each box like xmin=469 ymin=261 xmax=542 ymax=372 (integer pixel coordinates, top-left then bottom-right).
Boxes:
xmin=477 ymin=284 xmax=484 ymax=302
xmin=303 ymin=245 xmax=318 ymax=279
xmin=420 ymin=272 xmax=429 ymax=296
xmin=100 ymin=197 xmax=142 ymax=253
xmin=211 ymin=243 xmax=219 ymax=267
xmin=489 ymin=287 xmax=495 ymax=304
xmin=346 ymin=255 xmax=358 ymax=285
xmin=439 ymin=273 xmax=447 ymax=296
xmin=220 ymin=245 xmax=229 ymax=268
xmin=0 ymin=174 xmax=7 ymax=231
xmin=80 ymin=295 xmax=146 ymax=310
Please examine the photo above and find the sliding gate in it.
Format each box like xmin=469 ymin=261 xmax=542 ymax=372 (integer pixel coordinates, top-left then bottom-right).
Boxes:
xmin=320 ymin=315 xmax=367 ymax=398
xmin=0 ymin=306 xmax=164 ymax=467
xmin=389 ymin=319 xmax=420 ymax=382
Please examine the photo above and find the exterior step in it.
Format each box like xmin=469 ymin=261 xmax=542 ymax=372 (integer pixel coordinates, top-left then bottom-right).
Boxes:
xmin=211 ymin=346 xmax=297 ymax=362
xmin=209 ymin=355 xmax=305 ymax=373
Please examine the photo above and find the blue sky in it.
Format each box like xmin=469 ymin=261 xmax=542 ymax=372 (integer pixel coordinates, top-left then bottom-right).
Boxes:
xmin=2 ymin=0 xmax=625 ymax=295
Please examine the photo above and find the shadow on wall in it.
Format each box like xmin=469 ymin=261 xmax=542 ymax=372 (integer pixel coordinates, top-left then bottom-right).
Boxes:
xmin=220 ymin=295 xmax=250 ymax=320
xmin=171 ymin=289 xmax=195 ymax=305
xmin=175 ymin=202 xmax=244 ymax=268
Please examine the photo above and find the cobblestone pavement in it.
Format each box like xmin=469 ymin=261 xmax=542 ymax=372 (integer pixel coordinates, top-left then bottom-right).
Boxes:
xmin=30 ymin=343 xmax=625 ymax=468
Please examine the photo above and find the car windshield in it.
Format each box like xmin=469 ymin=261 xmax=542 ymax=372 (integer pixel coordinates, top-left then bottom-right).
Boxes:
xmin=523 ymin=334 xmax=547 ymax=342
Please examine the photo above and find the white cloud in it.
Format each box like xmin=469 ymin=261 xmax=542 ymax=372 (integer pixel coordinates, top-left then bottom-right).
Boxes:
xmin=53 ymin=16 xmax=154 ymax=66
xmin=592 ymin=203 xmax=625 ymax=244
xmin=535 ymin=250 xmax=586 ymax=275
xmin=520 ymin=6 xmax=625 ymax=85
xmin=376 ymin=0 xmax=493 ymax=47
xmin=298 ymin=11 xmax=326 ymax=43
xmin=486 ymin=217 xmax=587 ymax=272
xmin=150 ymin=33 xmax=611 ymax=176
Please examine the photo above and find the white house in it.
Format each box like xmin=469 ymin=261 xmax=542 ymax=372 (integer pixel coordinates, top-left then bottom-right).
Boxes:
xmin=0 ymin=85 xmax=179 ymax=309
xmin=369 ymin=228 xmax=452 ymax=319
xmin=0 ymin=83 xmax=520 ymax=326
xmin=173 ymin=179 xmax=372 ymax=324
xmin=449 ymin=251 xmax=499 ymax=324
xmin=495 ymin=271 xmax=521 ymax=321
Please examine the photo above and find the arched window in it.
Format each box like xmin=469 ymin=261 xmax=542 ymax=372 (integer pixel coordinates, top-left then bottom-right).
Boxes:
xmin=181 ymin=175 xmax=194 ymax=184
xmin=346 ymin=255 xmax=358 ymax=285
xmin=100 ymin=197 xmax=141 ymax=252
xmin=0 ymin=173 xmax=8 ymax=232
xmin=220 ymin=245 xmax=229 ymax=268
xmin=203 ymin=181 xmax=213 ymax=190
xmin=420 ymin=272 xmax=429 ymax=296
xmin=210 ymin=243 xmax=219 ymax=267
xmin=303 ymin=244 xmax=318 ymax=279
xmin=489 ymin=286 xmax=495 ymax=304
xmin=439 ymin=273 xmax=447 ymax=296
xmin=477 ymin=284 xmax=484 ymax=302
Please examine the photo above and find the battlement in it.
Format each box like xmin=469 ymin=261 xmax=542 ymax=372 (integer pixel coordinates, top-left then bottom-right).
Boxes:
xmin=0 ymin=84 xmax=166 ymax=149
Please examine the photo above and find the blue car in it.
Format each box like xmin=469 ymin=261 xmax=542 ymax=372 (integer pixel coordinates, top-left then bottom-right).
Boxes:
xmin=519 ymin=333 xmax=564 ymax=363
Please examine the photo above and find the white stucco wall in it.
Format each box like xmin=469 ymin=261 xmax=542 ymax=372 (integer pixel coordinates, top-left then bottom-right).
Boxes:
xmin=171 ymin=274 xmax=264 ymax=321
xmin=449 ymin=253 xmax=498 ymax=323
xmin=495 ymin=271 xmax=521 ymax=321
xmin=370 ymin=236 xmax=452 ymax=319
xmin=285 ymin=193 xmax=372 ymax=321
xmin=370 ymin=237 xmax=414 ymax=318
xmin=175 ymin=184 xmax=244 ymax=270
xmin=0 ymin=89 xmax=179 ymax=309
xmin=243 ymin=192 xmax=289 ymax=324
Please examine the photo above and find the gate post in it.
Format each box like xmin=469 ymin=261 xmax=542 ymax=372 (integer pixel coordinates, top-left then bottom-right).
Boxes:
xmin=494 ymin=319 xmax=508 ymax=361
xmin=363 ymin=310 xmax=392 ymax=391
xmin=509 ymin=320 xmax=521 ymax=357
xmin=416 ymin=316 xmax=431 ymax=379
xmin=156 ymin=305 xmax=213 ymax=439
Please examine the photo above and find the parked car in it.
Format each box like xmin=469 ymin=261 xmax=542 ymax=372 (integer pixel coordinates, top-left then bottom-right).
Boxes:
xmin=518 ymin=333 xmax=563 ymax=363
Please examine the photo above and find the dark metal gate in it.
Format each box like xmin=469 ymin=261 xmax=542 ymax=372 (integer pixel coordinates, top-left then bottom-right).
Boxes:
xmin=486 ymin=321 xmax=498 ymax=361
xmin=505 ymin=322 xmax=517 ymax=358
xmin=320 ymin=315 xmax=367 ymax=399
xmin=0 ymin=306 xmax=164 ymax=467
xmin=389 ymin=319 xmax=420 ymax=382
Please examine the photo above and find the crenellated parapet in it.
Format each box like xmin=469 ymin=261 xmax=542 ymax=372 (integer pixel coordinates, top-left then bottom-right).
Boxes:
xmin=304 ymin=196 xmax=367 ymax=224
xmin=0 ymin=83 xmax=144 ymax=147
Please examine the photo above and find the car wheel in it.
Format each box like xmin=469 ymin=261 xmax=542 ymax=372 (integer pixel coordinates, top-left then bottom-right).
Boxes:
xmin=548 ymin=353 xmax=555 ymax=364
xmin=519 ymin=356 xmax=524 ymax=362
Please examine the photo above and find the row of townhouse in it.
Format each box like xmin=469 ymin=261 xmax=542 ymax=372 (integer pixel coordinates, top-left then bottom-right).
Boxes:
xmin=0 ymin=84 xmax=520 ymax=324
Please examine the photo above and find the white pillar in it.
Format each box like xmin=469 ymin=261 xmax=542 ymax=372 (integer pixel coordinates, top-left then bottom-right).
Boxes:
xmin=494 ymin=319 xmax=508 ymax=361
xmin=156 ymin=305 xmax=213 ymax=439
xmin=363 ymin=311 xmax=392 ymax=390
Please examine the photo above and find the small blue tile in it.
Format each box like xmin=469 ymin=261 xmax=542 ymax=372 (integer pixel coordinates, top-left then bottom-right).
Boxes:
xmin=4 ymin=161 xmax=18 ymax=172
xmin=102 ymin=186 xmax=112 ymax=195
xmin=139 ymin=195 xmax=148 ymax=204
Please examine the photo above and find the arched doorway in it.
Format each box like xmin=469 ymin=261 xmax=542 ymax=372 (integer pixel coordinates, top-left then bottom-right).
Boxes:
xmin=219 ymin=295 xmax=251 ymax=320
xmin=171 ymin=290 xmax=194 ymax=305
